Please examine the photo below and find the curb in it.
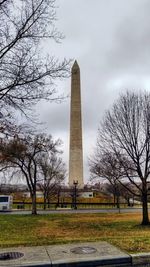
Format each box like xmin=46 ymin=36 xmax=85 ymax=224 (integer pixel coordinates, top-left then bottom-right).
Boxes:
xmin=131 ymin=253 xmax=150 ymax=266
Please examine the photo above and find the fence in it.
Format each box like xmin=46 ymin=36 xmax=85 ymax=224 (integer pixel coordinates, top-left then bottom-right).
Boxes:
xmin=13 ymin=201 xmax=141 ymax=210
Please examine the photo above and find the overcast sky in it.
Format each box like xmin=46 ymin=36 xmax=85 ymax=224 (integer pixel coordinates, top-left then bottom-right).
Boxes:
xmin=37 ymin=0 xmax=150 ymax=185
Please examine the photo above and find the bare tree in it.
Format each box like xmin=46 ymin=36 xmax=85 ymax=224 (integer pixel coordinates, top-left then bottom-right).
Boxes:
xmin=118 ymin=183 xmax=135 ymax=207
xmin=104 ymin=183 xmax=120 ymax=207
xmin=0 ymin=0 xmax=70 ymax=129
xmin=0 ymin=133 xmax=61 ymax=214
xmin=89 ymin=151 xmax=138 ymax=208
xmin=37 ymin=154 xmax=66 ymax=209
xmin=90 ymin=91 xmax=150 ymax=225
xmin=90 ymin=152 xmax=124 ymax=208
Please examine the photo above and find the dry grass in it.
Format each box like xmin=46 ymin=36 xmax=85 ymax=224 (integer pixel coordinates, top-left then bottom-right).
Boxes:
xmin=0 ymin=213 xmax=150 ymax=253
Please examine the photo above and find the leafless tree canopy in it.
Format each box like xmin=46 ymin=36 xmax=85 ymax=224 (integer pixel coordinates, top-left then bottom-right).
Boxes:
xmin=38 ymin=154 xmax=66 ymax=209
xmin=0 ymin=0 xmax=70 ymax=119
xmin=99 ymin=92 xmax=150 ymax=182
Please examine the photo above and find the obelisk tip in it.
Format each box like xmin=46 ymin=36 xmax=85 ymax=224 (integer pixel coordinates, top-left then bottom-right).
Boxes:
xmin=72 ymin=60 xmax=80 ymax=70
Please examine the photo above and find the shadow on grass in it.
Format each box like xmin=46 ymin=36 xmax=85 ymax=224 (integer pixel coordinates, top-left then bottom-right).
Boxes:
xmin=133 ymin=223 xmax=150 ymax=229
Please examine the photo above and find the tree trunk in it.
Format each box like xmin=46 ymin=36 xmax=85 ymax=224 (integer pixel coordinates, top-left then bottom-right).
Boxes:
xmin=43 ymin=194 xmax=46 ymax=210
xmin=141 ymin=191 xmax=149 ymax=225
xmin=116 ymin=195 xmax=120 ymax=209
xmin=57 ymin=191 xmax=60 ymax=207
xmin=31 ymin=192 xmax=37 ymax=215
xmin=47 ymin=198 xmax=50 ymax=209
xmin=127 ymin=197 xmax=130 ymax=207
xmin=113 ymin=194 xmax=116 ymax=207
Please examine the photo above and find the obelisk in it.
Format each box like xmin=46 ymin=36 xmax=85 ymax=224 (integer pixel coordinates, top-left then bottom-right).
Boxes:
xmin=69 ymin=60 xmax=84 ymax=188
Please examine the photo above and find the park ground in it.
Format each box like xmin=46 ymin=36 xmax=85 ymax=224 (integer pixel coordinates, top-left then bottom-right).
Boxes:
xmin=0 ymin=212 xmax=150 ymax=253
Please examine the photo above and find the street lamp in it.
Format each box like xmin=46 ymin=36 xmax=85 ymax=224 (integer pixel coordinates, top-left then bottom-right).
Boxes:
xmin=73 ymin=180 xmax=78 ymax=209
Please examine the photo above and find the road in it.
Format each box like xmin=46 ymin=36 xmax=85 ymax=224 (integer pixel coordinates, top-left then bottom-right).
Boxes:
xmin=0 ymin=207 xmax=144 ymax=215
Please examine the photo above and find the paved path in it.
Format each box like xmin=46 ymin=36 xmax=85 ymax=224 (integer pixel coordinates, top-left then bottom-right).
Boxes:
xmin=0 ymin=241 xmax=132 ymax=266
xmin=0 ymin=207 xmax=143 ymax=215
xmin=0 ymin=241 xmax=149 ymax=266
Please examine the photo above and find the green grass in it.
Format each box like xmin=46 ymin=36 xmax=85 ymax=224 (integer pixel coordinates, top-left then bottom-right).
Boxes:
xmin=0 ymin=213 xmax=150 ymax=253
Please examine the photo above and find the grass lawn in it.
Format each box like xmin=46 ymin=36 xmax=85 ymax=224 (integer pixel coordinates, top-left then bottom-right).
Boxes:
xmin=0 ymin=212 xmax=150 ymax=253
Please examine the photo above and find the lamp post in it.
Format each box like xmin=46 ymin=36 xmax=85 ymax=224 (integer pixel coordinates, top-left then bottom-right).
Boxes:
xmin=73 ymin=180 xmax=78 ymax=209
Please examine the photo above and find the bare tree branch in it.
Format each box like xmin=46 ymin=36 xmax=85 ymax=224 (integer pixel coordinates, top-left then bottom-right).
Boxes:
xmin=0 ymin=0 xmax=70 ymax=129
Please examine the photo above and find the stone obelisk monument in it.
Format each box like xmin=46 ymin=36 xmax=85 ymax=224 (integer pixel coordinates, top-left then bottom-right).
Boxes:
xmin=69 ymin=60 xmax=84 ymax=188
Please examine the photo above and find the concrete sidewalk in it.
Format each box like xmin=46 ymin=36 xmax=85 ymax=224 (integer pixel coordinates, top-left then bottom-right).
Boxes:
xmin=0 ymin=241 xmax=149 ymax=267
